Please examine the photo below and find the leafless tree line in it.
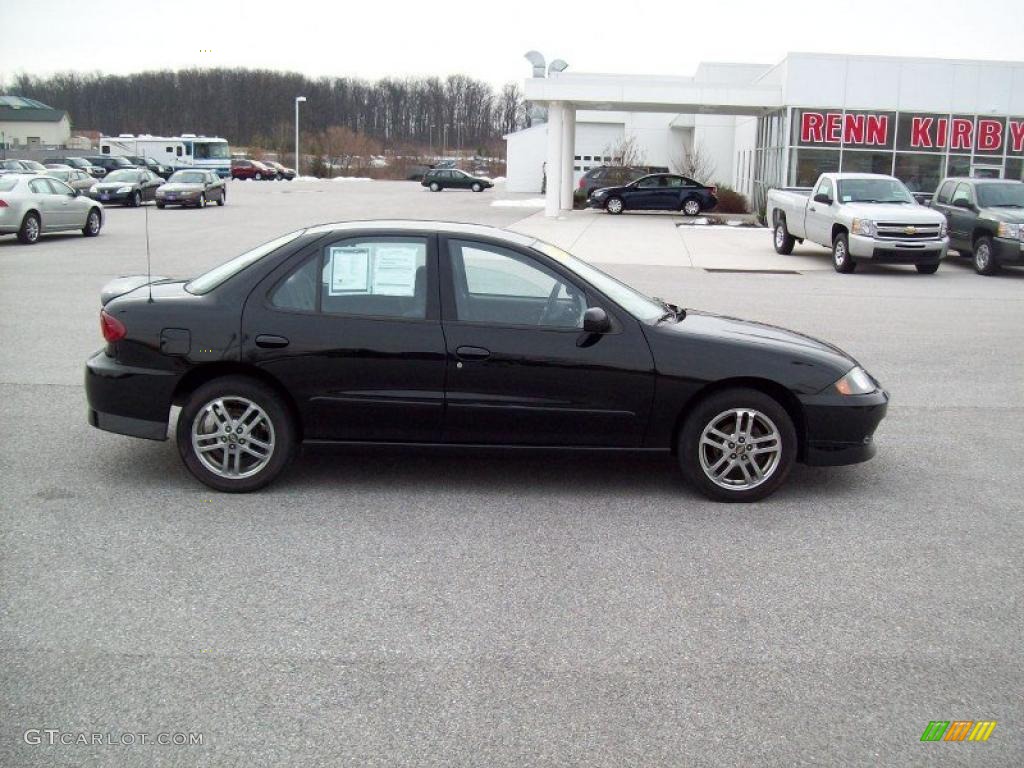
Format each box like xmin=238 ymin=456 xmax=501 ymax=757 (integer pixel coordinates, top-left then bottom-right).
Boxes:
xmin=5 ymin=69 xmax=531 ymax=152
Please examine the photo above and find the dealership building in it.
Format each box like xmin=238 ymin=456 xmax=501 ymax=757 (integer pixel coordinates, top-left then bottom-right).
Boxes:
xmin=506 ymin=53 xmax=1024 ymax=216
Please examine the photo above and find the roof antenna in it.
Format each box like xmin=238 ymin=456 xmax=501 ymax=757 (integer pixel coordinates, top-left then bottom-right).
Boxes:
xmin=144 ymin=200 xmax=153 ymax=303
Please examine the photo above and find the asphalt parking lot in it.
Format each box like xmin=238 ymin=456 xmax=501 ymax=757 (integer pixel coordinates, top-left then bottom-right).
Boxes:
xmin=1 ymin=179 xmax=1022 ymax=767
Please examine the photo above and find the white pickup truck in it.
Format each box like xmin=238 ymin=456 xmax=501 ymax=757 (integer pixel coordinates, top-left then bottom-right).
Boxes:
xmin=766 ymin=173 xmax=949 ymax=274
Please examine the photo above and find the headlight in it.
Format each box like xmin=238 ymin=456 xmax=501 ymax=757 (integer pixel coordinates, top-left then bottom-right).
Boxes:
xmin=833 ymin=366 xmax=877 ymax=396
xmin=940 ymin=220 xmax=948 ymax=238
xmin=116 ymin=185 xmax=132 ymax=193
xmin=89 ymin=185 xmax=98 ymax=193
xmin=851 ymin=218 xmax=876 ymax=237
xmin=997 ymin=222 xmax=1022 ymax=240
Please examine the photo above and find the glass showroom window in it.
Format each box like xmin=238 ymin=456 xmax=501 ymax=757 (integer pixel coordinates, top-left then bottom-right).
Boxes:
xmin=1006 ymin=159 xmax=1023 ymax=181
xmin=790 ymin=148 xmax=839 ymax=187
xmin=946 ymin=155 xmax=971 ymax=178
xmin=894 ymin=153 xmax=944 ymax=193
xmin=841 ymin=150 xmax=893 ymax=175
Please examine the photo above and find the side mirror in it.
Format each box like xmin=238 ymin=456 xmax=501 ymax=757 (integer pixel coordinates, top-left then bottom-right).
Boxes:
xmin=582 ymin=307 xmax=612 ymax=334
xmin=952 ymin=198 xmax=971 ymax=209
xmin=72 ymin=188 xmax=80 ymax=197
xmin=813 ymin=192 xmax=832 ymax=205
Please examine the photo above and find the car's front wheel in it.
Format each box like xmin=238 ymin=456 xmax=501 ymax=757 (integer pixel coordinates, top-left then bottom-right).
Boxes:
xmin=679 ymin=388 xmax=797 ymax=502
xmin=682 ymin=198 xmax=702 ymax=216
xmin=915 ymin=262 xmax=940 ymax=274
xmin=832 ymin=232 xmax=856 ymax=273
xmin=177 ymin=376 xmax=296 ymax=493
xmin=471 ymin=182 xmax=482 ymax=192
xmin=605 ymin=197 xmax=624 ymax=214
xmin=197 ymin=193 xmax=207 ymax=209
xmin=82 ymin=208 xmax=101 ymax=237
xmin=430 ymin=182 xmax=441 ymax=192
xmin=255 ymin=172 xmax=263 ymax=180
xmin=218 ymin=190 xmax=226 ymax=206
xmin=131 ymin=191 xmax=142 ymax=208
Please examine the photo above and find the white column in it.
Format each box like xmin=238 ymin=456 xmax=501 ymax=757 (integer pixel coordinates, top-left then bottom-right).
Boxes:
xmin=544 ymin=101 xmax=564 ymax=218
xmin=560 ymin=105 xmax=575 ymax=211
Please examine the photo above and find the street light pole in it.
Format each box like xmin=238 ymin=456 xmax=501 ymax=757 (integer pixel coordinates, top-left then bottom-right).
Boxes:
xmin=294 ymin=96 xmax=306 ymax=176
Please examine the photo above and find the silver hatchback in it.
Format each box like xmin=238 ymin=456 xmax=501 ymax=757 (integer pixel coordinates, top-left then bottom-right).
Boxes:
xmin=0 ymin=174 xmax=104 ymax=244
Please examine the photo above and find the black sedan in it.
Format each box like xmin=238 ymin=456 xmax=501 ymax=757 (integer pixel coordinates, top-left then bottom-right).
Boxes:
xmin=85 ymin=221 xmax=887 ymax=501
xmin=589 ymin=173 xmax=718 ymax=216
xmin=87 ymin=169 xmax=163 ymax=206
xmin=421 ymin=168 xmax=493 ymax=192
xmin=156 ymin=169 xmax=226 ymax=208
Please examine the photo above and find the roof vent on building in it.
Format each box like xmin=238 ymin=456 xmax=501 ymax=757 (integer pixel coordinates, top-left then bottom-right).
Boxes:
xmin=524 ymin=51 xmax=546 ymax=78
xmin=181 ymin=133 xmax=197 ymax=138
xmin=118 ymin=133 xmax=134 ymax=138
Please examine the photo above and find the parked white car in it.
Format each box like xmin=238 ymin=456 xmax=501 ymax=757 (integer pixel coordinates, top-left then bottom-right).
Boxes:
xmin=0 ymin=173 xmax=104 ymax=244
xmin=767 ymin=173 xmax=948 ymax=273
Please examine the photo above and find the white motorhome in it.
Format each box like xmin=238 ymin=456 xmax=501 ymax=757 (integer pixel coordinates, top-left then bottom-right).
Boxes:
xmin=99 ymin=134 xmax=231 ymax=177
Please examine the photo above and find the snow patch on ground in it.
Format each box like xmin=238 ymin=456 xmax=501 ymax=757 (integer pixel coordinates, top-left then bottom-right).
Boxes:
xmin=490 ymin=198 xmax=545 ymax=208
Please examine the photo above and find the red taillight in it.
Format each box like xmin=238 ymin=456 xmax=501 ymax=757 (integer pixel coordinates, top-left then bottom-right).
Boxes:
xmin=0 ymin=199 xmax=8 ymax=208
xmin=100 ymin=309 xmax=126 ymax=342
xmin=578 ymin=179 xmax=585 ymax=188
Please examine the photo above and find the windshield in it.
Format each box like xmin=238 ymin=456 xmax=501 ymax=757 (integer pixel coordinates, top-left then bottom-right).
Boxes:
xmin=22 ymin=160 xmax=46 ymax=170
xmin=194 ymin=141 xmax=229 ymax=160
xmin=169 ymin=171 xmax=206 ymax=184
xmin=186 ymin=230 xmax=304 ymax=295
xmin=105 ymin=170 xmax=142 ymax=183
xmin=837 ymin=177 xmax=915 ymax=204
xmin=977 ymin=183 xmax=1024 ymax=208
xmin=533 ymin=241 xmax=666 ymax=322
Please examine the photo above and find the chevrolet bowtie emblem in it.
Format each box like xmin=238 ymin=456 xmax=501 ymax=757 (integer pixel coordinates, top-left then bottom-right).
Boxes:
xmin=904 ymin=226 xmax=917 ymax=235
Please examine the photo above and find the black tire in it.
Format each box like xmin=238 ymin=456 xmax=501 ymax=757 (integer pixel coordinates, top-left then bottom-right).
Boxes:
xmin=131 ymin=191 xmax=142 ymax=208
xmin=217 ymin=190 xmax=226 ymax=206
xmin=255 ymin=172 xmax=263 ymax=180
xmin=773 ymin=219 xmax=795 ymax=255
xmin=605 ymin=196 xmax=624 ymax=215
xmin=681 ymin=197 xmax=702 ymax=216
xmin=198 ymin=193 xmax=207 ymax=209
xmin=832 ymin=232 xmax=856 ymax=273
xmin=177 ymin=376 xmax=296 ymax=493
xmin=679 ymin=388 xmax=797 ymax=503
xmin=17 ymin=211 xmax=41 ymax=244
xmin=429 ymin=182 xmax=441 ymax=192
xmin=972 ymin=235 xmax=999 ymax=275
xmin=915 ymin=262 xmax=940 ymax=274
xmin=82 ymin=208 xmax=101 ymax=237
xmin=156 ymin=202 xmax=166 ymax=209
xmin=471 ymin=182 xmax=482 ymax=192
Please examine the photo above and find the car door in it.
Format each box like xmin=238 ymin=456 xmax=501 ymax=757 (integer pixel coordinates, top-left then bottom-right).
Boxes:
xmin=625 ymin=176 xmax=662 ymax=210
xmin=439 ymin=236 xmax=655 ymax=447
xmin=47 ymin=177 xmax=86 ymax=227
xmin=28 ymin=177 xmax=69 ymax=229
xmin=805 ymin=176 xmax=835 ymax=245
xmin=242 ymin=231 xmax=446 ymax=442
xmin=948 ymin=182 xmax=977 ymax=246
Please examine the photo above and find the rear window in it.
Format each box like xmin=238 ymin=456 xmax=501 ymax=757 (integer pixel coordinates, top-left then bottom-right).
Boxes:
xmin=186 ymin=230 xmax=304 ymax=295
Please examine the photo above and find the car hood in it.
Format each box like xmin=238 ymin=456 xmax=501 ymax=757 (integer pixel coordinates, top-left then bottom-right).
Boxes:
xmin=839 ymin=202 xmax=944 ymax=223
xmin=979 ymin=206 xmax=1024 ymax=224
xmin=158 ymin=183 xmax=203 ymax=193
xmin=591 ymin=185 xmax=628 ymax=196
xmin=679 ymin=310 xmax=854 ymax=360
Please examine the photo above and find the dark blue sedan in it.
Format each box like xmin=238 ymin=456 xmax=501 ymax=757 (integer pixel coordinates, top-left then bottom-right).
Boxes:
xmin=588 ymin=173 xmax=718 ymax=216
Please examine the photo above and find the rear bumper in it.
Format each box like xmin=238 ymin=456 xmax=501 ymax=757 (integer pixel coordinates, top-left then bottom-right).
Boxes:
xmin=992 ymin=237 xmax=1024 ymax=265
xmin=798 ymin=387 xmax=889 ymax=467
xmin=849 ymin=234 xmax=948 ymax=263
xmin=85 ymin=350 xmax=176 ymax=441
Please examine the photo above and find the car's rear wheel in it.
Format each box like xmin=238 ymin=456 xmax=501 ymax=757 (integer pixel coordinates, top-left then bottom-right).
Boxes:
xmin=972 ymin=235 xmax=999 ymax=275
xmin=131 ymin=191 xmax=142 ymax=208
xmin=682 ymin=198 xmax=702 ymax=216
xmin=17 ymin=212 xmax=40 ymax=244
xmin=832 ymin=232 xmax=856 ymax=273
xmin=471 ymin=182 xmax=482 ymax=192
xmin=915 ymin=262 xmax=940 ymax=274
xmin=430 ymin=182 xmax=441 ymax=192
xmin=218 ymin=190 xmax=226 ymax=206
xmin=255 ymin=172 xmax=263 ymax=180
xmin=773 ymin=219 xmax=795 ymax=254
xmin=679 ymin=388 xmax=796 ymax=503
xmin=156 ymin=202 xmax=166 ymax=209
xmin=82 ymin=208 xmax=101 ymax=237
xmin=177 ymin=376 xmax=296 ymax=493
xmin=605 ymin=197 xmax=624 ymax=214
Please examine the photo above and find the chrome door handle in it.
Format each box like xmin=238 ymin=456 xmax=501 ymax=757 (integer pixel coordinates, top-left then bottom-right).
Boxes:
xmin=455 ymin=345 xmax=490 ymax=361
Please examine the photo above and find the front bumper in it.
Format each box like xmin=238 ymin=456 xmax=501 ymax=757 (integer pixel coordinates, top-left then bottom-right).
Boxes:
xmin=849 ymin=234 xmax=948 ymax=264
xmin=798 ymin=387 xmax=889 ymax=467
xmin=157 ymin=192 xmax=202 ymax=205
xmin=89 ymin=190 xmax=133 ymax=204
xmin=992 ymin=237 xmax=1024 ymax=265
xmin=85 ymin=350 xmax=177 ymax=441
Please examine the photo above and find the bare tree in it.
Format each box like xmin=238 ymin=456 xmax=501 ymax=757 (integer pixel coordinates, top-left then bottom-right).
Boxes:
xmin=672 ymin=142 xmax=717 ymax=183
xmin=602 ymin=134 xmax=645 ymax=167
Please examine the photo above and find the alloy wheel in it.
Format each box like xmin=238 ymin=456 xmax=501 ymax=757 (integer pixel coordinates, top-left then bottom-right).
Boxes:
xmin=191 ymin=396 xmax=276 ymax=479
xmin=87 ymin=211 xmax=100 ymax=234
xmin=698 ymin=408 xmax=782 ymax=491
xmin=683 ymin=199 xmax=701 ymax=216
xmin=775 ymin=225 xmax=785 ymax=249
xmin=834 ymin=240 xmax=846 ymax=266
xmin=24 ymin=216 xmax=40 ymax=242
xmin=606 ymin=198 xmax=623 ymax=214
xmin=975 ymin=243 xmax=990 ymax=271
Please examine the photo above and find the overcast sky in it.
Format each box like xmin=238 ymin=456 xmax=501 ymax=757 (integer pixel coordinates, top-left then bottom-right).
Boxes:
xmin=3 ymin=0 xmax=1023 ymax=88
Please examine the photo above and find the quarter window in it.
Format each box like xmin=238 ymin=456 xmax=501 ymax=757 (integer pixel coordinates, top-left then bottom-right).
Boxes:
xmin=448 ymin=240 xmax=585 ymax=329
xmin=936 ymin=180 xmax=956 ymax=204
xmin=951 ymin=183 xmax=974 ymax=206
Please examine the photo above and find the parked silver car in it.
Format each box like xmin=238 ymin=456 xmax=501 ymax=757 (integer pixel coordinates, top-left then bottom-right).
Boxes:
xmin=0 ymin=174 xmax=104 ymax=244
xmin=44 ymin=165 xmax=98 ymax=193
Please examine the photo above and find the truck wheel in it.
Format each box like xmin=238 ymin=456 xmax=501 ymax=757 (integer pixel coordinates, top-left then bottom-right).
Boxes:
xmin=832 ymin=232 xmax=856 ymax=273
xmin=915 ymin=263 xmax=940 ymax=274
xmin=972 ymin=236 xmax=999 ymax=275
xmin=773 ymin=220 xmax=795 ymax=254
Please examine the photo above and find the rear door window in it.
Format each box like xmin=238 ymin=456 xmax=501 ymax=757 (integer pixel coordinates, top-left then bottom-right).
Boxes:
xmin=936 ymin=181 xmax=955 ymax=204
